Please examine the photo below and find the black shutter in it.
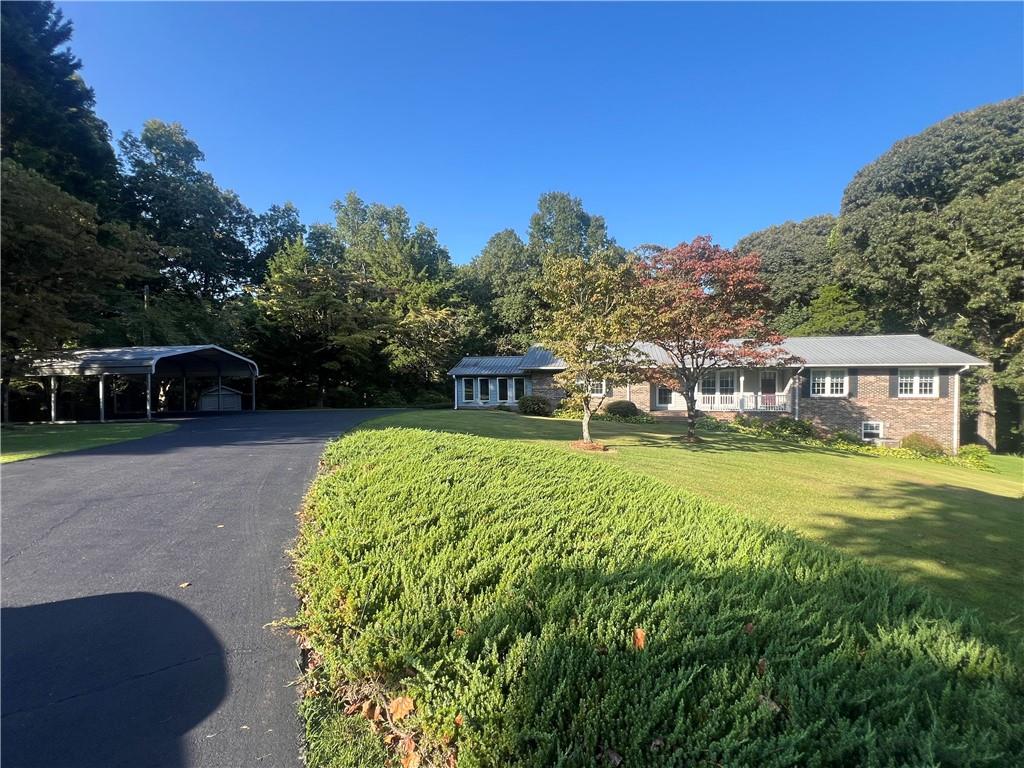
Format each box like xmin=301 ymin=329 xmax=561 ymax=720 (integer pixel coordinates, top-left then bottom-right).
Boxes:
xmin=848 ymin=368 xmax=858 ymax=398
xmin=939 ymin=368 xmax=950 ymax=398
xmin=888 ymin=369 xmax=899 ymax=398
xmin=800 ymin=372 xmax=811 ymax=398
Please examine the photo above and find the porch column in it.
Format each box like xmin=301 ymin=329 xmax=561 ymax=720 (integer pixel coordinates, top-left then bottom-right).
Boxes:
xmin=146 ymin=372 xmax=153 ymax=420
xmin=739 ymin=373 xmax=745 ymax=412
xmin=99 ymin=374 xmax=106 ymax=423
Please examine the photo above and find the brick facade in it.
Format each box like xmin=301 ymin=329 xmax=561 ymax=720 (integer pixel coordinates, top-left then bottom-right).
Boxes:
xmin=799 ymin=368 xmax=958 ymax=451
xmin=531 ymin=372 xmax=566 ymax=408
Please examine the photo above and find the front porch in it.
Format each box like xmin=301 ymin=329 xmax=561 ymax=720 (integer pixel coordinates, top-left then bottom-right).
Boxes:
xmin=651 ymin=368 xmax=796 ymax=414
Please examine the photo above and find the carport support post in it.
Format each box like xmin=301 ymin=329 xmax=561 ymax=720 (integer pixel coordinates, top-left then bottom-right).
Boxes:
xmin=251 ymin=375 xmax=256 ymax=412
xmin=182 ymin=375 xmax=187 ymax=412
xmin=98 ymin=374 xmax=106 ymax=423
xmin=146 ymin=372 xmax=153 ymax=420
xmin=50 ymin=376 xmax=58 ymax=422
xmin=217 ymin=374 xmax=222 ymax=412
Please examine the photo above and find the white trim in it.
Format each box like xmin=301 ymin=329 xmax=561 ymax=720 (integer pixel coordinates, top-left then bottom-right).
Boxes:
xmin=149 ymin=344 xmax=260 ymax=376
xmin=897 ymin=368 xmax=939 ymax=398
xmin=809 ymin=368 xmax=848 ymax=398
xmin=861 ymin=421 xmax=884 ymax=440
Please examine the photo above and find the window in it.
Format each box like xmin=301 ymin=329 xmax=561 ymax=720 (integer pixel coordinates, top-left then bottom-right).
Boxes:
xmin=478 ymin=378 xmax=490 ymax=401
xmin=898 ymin=368 xmax=937 ymax=397
xmin=862 ymin=421 xmax=883 ymax=440
xmin=513 ymin=377 xmax=525 ymax=400
xmin=582 ymin=379 xmax=606 ymax=396
xmin=718 ymin=371 xmax=735 ymax=395
xmin=462 ymin=378 xmax=475 ymax=402
xmin=810 ymin=369 xmax=846 ymax=397
xmin=701 ymin=373 xmax=717 ymax=394
xmin=657 ymin=386 xmax=673 ymax=406
xmin=498 ymin=378 xmax=509 ymax=402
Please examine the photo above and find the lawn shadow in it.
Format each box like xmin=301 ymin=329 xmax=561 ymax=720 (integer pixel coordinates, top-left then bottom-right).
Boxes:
xmin=1 ymin=592 xmax=227 ymax=768
xmin=804 ymin=481 xmax=1024 ymax=632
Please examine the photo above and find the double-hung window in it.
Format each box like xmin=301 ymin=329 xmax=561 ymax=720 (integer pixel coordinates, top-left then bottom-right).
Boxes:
xmin=862 ymin=421 xmax=883 ymax=440
xmin=656 ymin=385 xmax=673 ymax=406
xmin=513 ymin=377 xmax=526 ymax=400
xmin=478 ymin=378 xmax=490 ymax=402
xmin=498 ymin=378 xmax=509 ymax=402
xmin=810 ymin=369 xmax=847 ymax=397
xmin=898 ymin=368 xmax=937 ymax=397
xmin=462 ymin=378 xmax=475 ymax=402
xmin=584 ymin=379 xmax=607 ymax=396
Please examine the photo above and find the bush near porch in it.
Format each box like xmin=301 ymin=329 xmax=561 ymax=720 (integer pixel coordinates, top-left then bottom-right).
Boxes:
xmin=294 ymin=428 xmax=1022 ymax=768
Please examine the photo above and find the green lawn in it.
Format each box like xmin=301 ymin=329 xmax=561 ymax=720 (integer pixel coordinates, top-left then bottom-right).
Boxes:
xmin=0 ymin=422 xmax=176 ymax=463
xmin=367 ymin=410 xmax=1024 ymax=630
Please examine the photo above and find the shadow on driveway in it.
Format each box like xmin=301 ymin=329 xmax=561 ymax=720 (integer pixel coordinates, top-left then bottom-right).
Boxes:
xmin=2 ymin=592 xmax=227 ymax=768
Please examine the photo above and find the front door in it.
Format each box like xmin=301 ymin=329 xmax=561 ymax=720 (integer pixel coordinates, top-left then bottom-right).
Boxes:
xmin=760 ymin=371 xmax=777 ymax=407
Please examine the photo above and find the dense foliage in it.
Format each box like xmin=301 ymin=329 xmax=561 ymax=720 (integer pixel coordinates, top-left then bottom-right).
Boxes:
xmin=294 ymin=428 xmax=1022 ymax=767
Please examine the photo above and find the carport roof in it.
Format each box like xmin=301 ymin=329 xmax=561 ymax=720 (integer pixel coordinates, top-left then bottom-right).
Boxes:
xmin=28 ymin=345 xmax=259 ymax=377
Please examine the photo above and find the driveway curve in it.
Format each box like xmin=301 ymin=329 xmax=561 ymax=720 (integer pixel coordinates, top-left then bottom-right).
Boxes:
xmin=1 ymin=410 xmax=394 ymax=768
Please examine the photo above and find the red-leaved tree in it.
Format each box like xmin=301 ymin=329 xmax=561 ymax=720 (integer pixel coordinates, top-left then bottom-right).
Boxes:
xmin=641 ymin=236 xmax=797 ymax=438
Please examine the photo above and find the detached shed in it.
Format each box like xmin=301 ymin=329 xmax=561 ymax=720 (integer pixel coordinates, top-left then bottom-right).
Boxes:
xmin=200 ymin=385 xmax=243 ymax=412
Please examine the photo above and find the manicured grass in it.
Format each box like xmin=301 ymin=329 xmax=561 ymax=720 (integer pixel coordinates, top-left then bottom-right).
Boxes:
xmin=366 ymin=411 xmax=1024 ymax=630
xmin=295 ymin=428 xmax=1023 ymax=768
xmin=0 ymin=422 xmax=176 ymax=463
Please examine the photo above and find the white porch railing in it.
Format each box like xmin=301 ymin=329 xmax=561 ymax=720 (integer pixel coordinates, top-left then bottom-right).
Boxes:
xmin=699 ymin=393 xmax=790 ymax=412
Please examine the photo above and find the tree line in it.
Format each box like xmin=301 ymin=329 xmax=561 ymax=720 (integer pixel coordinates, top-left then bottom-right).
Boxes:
xmin=1 ymin=3 xmax=1020 ymax=448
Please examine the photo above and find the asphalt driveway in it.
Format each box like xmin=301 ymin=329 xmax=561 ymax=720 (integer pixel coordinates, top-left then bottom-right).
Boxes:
xmin=1 ymin=410 xmax=394 ymax=768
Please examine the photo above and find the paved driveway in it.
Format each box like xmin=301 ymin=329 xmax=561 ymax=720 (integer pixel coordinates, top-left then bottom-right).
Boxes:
xmin=1 ymin=410 xmax=394 ymax=768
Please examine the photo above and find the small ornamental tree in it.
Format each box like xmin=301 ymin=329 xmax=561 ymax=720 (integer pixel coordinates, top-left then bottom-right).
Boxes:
xmin=641 ymin=236 xmax=796 ymax=438
xmin=538 ymin=255 xmax=650 ymax=444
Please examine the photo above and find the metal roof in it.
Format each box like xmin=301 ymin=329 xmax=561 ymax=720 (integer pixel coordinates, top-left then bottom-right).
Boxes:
xmin=28 ymin=345 xmax=259 ymax=377
xmin=447 ymin=356 xmax=526 ymax=377
xmin=457 ymin=335 xmax=986 ymax=375
xmin=780 ymin=335 xmax=987 ymax=367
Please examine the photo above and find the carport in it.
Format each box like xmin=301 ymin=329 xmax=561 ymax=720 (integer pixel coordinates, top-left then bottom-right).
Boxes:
xmin=28 ymin=346 xmax=259 ymax=422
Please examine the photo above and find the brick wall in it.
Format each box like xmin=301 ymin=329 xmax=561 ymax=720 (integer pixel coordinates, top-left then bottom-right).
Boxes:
xmin=799 ymin=368 xmax=958 ymax=451
xmin=621 ymin=382 xmax=652 ymax=412
xmin=531 ymin=372 xmax=566 ymax=410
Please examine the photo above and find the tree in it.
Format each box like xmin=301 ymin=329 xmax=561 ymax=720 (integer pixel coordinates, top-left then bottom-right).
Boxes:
xmin=118 ymin=120 xmax=258 ymax=299
xmin=641 ymin=236 xmax=792 ymax=438
xmin=252 ymin=239 xmax=382 ymax=408
xmin=527 ymin=192 xmax=618 ymax=263
xmin=537 ymin=255 xmax=650 ymax=444
xmin=832 ymin=96 xmax=1024 ymax=449
xmin=1 ymin=1 xmax=117 ymax=208
xmin=384 ymin=306 xmax=478 ymax=386
xmin=254 ymin=202 xmax=305 ymax=279
xmin=734 ymin=214 xmax=837 ymax=332
xmin=465 ymin=229 xmax=540 ymax=352
xmin=788 ymin=284 xmax=875 ymax=336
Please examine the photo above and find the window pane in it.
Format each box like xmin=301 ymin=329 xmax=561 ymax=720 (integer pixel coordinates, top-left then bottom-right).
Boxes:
xmin=514 ymin=378 xmax=525 ymax=400
xmin=918 ymin=369 xmax=935 ymax=395
xmin=862 ymin=422 xmax=881 ymax=439
xmin=702 ymin=374 xmax=717 ymax=393
xmin=498 ymin=378 xmax=509 ymax=401
xmin=811 ymin=370 xmax=826 ymax=395
xmin=898 ymin=369 xmax=914 ymax=395
xmin=589 ymin=380 xmax=605 ymax=395
xmin=463 ymin=379 xmax=474 ymax=400
xmin=719 ymin=372 xmax=735 ymax=395
xmin=829 ymin=370 xmax=845 ymax=395
xmin=479 ymin=378 xmax=490 ymax=400
xmin=657 ymin=386 xmax=672 ymax=405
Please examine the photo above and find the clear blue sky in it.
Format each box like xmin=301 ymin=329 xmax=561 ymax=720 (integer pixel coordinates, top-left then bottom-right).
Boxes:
xmin=60 ymin=2 xmax=1022 ymax=263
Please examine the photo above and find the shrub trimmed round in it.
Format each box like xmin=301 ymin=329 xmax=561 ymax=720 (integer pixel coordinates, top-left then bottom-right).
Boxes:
xmin=295 ymin=428 xmax=1023 ymax=768
xmin=517 ymin=395 xmax=552 ymax=416
xmin=603 ymin=399 xmax=640 ymax=418
xmin=901 ymin=432 xmax=946 ymax=457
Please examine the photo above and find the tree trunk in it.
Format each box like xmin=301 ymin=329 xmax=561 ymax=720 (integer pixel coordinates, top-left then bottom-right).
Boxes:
xmin=977 ymin=378 xmax=997 ymax=450
xmin=317 ymin=383 xmax=326 ymax=409
xmin=581 ymin=401 xmax=593 ymax=443
xmin=682 ymin=382 xmax=699 ymax=438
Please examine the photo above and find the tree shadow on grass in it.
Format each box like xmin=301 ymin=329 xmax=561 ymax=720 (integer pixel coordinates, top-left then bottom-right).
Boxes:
xmin=1 ymin=592 xmax=227 ymax=768
xmin=803 ymin=481 xmax=1024 ymax=632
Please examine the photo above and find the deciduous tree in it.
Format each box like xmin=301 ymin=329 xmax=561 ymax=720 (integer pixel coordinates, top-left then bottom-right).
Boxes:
xmin=641 ymin=236 xmax=793 ymax=438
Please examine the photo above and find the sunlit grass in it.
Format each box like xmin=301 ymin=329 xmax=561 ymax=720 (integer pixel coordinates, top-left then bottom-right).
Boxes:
xmin=366 ymin=410 xmax=1024 ymax=629
xmin=0 ymin=422 xmax=177 ymax=463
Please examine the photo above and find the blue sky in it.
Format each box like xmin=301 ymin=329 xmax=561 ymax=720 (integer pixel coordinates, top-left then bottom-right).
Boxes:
xmin=61 ymin=2 xmax=1022 ymax=263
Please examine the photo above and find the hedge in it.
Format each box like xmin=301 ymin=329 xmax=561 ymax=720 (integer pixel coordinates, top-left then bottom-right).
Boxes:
xmin=294 ymin=428 xmax=1023 ymax=768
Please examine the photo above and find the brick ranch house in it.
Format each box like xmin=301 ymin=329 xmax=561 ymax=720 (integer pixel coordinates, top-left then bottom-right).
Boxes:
xmin=447 ymin=335 xmax=987 ymax=453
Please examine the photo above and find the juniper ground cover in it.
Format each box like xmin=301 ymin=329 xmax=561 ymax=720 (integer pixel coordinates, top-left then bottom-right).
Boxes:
xmin=293 ymin=427 xmax=1023 ymax=768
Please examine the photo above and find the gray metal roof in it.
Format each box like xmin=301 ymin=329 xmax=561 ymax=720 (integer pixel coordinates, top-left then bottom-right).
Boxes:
xmin=29 ymin=345 xmax=259 ymax=377
xmin=780 ymin=335 xmax=987 ymax=367
xmin=447 ymin=356 xmax=525 ymax=377
xmin=471 ymin=335 xmax=986 ymax=374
